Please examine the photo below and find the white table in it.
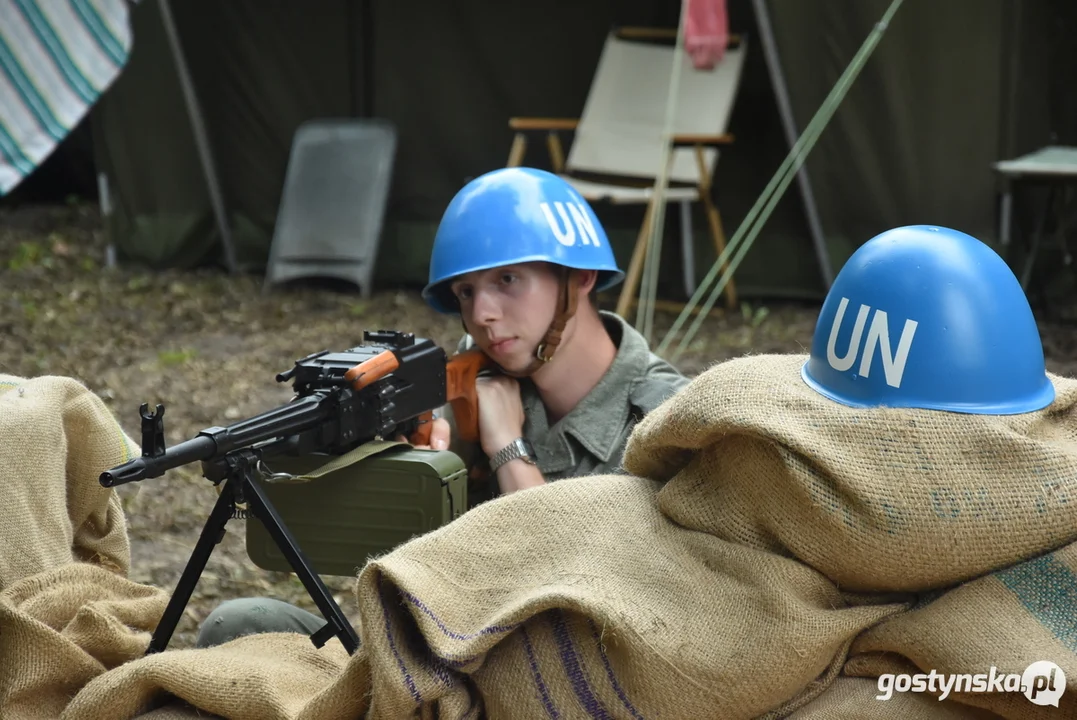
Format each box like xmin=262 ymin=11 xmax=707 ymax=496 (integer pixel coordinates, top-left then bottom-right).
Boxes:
xmin=993 ymin=146 xmax=1077 ymax=289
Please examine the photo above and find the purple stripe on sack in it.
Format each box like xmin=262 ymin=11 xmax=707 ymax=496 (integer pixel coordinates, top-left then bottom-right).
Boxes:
xmin=424 ymin=647 xmax=457 ymax=686
xmin=588 ymin=619 xmax=645 ymax=719
xmin=550 ymin=611 xmax=614 ymax=719
xmin=523 ymin=626 xmax=561 ymax=719
xmin=400 ymin=591 xmax=524 ymax=669
xmin=379 ymin=587 xmax=423 ymax=703
xmin=403 ymin=590 xmax=521 ymax=639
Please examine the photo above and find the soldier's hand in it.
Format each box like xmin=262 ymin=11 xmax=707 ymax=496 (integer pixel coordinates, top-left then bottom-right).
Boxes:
xmin=396 ymin=416 xmax=451 ymax=451
xmin=475 ymin=375 xmax=525 ymax=458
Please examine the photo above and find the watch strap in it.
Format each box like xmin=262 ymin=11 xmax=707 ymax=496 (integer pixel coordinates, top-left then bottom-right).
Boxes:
xmin=489 ymin=437 xmax=537 ymax=472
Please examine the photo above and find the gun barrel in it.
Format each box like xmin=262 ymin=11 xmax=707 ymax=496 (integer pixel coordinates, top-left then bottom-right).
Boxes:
xmin=100 ymin=434 xmax=218 ymax=487
xmin=100 ymin=393 xmax=337 ymax=488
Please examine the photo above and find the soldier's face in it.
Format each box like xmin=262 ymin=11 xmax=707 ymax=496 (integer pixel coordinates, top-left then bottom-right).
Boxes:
xmin=451 ymin=262 xmax=560 ymax=372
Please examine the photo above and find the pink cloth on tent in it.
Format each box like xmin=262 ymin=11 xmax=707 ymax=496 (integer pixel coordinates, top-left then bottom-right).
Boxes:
xmin=683 ymin=0 xmax=729 ymax=69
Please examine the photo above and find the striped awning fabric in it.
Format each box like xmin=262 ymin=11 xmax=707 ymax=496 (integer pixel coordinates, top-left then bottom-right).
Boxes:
xmin=0 ymin=0 xmax=137 ymax=196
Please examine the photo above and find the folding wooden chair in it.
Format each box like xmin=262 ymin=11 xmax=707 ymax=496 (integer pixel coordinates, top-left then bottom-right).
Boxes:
xmin=506 ymin=27 xmax=747 ymax=314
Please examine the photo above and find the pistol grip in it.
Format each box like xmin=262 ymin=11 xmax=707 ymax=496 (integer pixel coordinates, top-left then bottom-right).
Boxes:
xmin=409 ymin=411 xmax=435 ymax=446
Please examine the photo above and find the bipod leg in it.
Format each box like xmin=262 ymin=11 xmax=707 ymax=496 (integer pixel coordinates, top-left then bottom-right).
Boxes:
xmin=242 ymin=471 xmax=361 ymax=655
xmin=147 ymin=477 xmax=237 ymax=654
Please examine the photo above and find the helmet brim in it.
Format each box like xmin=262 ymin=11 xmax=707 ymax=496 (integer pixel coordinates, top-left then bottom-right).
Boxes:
xmin=422 ymin=263 xmax=625 ymax=314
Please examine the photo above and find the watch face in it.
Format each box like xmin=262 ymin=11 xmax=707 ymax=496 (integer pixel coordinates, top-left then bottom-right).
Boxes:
xmin=518 ymin=438 xmax=537 ymax=463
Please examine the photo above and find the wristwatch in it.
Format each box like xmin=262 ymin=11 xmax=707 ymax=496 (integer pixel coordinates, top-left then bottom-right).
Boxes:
xmin=489 ymin=437 xmax=538 ymax=472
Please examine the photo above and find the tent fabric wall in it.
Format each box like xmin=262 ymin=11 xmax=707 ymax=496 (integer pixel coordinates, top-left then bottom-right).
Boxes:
xmin=91 ymin=0 xmax=213 ymax=269
xmin=767 ymin=0 xmax=1015 ymax=265
xmin=90 ymin=0 xmax=826 ymax=297
xmin=368 ymin=0 xmax=826 ymax=299
xmin=93 ymin=0 xmax=357 ymax=271
xmin=86 ymin=0 xmax=1073 ymax=300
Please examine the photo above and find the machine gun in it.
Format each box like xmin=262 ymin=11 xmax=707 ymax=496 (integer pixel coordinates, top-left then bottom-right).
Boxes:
xmin=100 ymin=330 xmax=490 ymax=656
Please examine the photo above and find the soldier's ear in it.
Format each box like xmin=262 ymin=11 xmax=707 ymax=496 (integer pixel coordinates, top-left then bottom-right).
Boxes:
xmin=576 ymin=269 xmax=598 ymax=295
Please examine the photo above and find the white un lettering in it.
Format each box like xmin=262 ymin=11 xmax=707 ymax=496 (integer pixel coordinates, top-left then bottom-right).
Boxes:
xmin=539 ymin=201 xmax=601 ymax=247
xmin=826 ymin=297 xmax=918 ymax=388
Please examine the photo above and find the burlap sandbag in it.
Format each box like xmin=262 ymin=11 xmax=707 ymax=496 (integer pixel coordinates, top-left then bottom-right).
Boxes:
xmin=347 ymin=474 xmax=906 ymax=719
xmin=0 ymin=375 xmax=169 ymax=720
xmin=844 ymin=541 xmax=1077 ymax=719
xmin=0 ymin=374 xmax=135 ymax=587
xmin=134 ymin=703 xmax=225 ymax=719
xmin=64 ymin=474 xmax=906 ymax=720
xmin=623 ymin=354 xmax=1077 ymax=592
xmin=64 ymin=633 xmax=354 ymax=720
xmin=13 ymin=362 xmax=1073 ymax=719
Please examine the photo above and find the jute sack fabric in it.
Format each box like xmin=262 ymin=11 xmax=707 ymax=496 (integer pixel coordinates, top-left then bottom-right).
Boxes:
xmin=844 ymin=540 xmax=1077 ymax=720
xmin=622 ymin=353 xmax=1077 ymax=593
xmin=66 ymin=633 xmax=353 ymax=720
xmin=67 ymin=474 xmax=905 ymax=720
xmin=343 ymin=473 xmax=905 ymax=719
xmin=0 ymin=374 xmax=170 ymax=720
xmin=133 ymin=704 xmax=225 ymax=719
xmin=12 ymin=362 xmax=1076 ymax=719
xmin=0 ymin=373 xmax=135 ymax=587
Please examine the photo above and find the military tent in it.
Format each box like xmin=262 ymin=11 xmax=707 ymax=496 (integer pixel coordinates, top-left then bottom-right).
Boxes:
xmin=5 ymin=0 xmax=1076 ymax=301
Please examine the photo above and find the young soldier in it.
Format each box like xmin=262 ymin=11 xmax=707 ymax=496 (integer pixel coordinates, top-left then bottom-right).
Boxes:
xmin=419 ymin=166 xmax=689 ymax=497
xmin=195 ymin=167 xmax=688 ymax=647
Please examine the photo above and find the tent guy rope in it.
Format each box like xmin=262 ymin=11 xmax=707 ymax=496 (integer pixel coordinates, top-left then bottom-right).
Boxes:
xmin=656 ymin=0 xmax=907 ymax=361
xmin=635 ymin=0 xmax=691 ymax=343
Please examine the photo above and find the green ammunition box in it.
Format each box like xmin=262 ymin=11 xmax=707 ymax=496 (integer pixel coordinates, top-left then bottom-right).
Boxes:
xmin=245 ymin=446 xmax=468 ymax=577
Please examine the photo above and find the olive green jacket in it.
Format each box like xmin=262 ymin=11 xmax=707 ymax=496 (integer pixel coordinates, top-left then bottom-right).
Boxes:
xmin=445 ymin=311 xmax=689 ymax=485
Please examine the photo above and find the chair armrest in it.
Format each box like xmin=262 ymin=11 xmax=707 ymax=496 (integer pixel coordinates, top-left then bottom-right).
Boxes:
xmin=509 ymin=117 xmax=579 ymax=132
xmin=672 ymin=133 xmax=735 ymax=147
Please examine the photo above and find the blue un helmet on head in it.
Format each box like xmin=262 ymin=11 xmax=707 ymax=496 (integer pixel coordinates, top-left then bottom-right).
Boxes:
xmin=801 ymin=225 xmax=1055 ymax=414
xmin=422 ymin=167 xmax=625 ymax=374
xmin=423 ymin=166 xmax=624 ymax=313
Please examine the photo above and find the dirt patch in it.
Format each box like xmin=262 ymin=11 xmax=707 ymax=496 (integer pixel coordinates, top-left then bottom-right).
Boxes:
xmin=2 ymin=204 xmax=1074 ymax=648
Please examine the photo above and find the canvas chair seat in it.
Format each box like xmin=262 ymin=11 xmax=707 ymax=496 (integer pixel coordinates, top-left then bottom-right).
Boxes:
xmin=565 ymin=177 xmax=703 ymax=204
xmin=506 ymin=27 xmax=747 ymax=315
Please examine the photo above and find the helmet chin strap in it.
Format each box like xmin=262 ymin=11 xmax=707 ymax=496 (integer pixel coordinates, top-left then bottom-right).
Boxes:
xmin=508 ymin=267 xmax=581 ymax=378
xmin=462 ymin=267 xmax=582 ymax=379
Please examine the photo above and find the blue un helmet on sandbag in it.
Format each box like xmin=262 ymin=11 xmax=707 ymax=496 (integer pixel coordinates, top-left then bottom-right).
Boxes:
xmin=422 ymin=167 xmax=625 ymax=375
xmin=801 ymin=225 xmax=1055 ymax=414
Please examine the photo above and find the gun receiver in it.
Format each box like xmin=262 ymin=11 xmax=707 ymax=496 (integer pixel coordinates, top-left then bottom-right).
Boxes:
xmin=101 ymin=330 xmax=490 ymax=488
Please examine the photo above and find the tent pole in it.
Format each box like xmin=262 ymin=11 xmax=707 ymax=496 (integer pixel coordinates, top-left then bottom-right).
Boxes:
xmin=157 ymin=0 xmax=238 ymax=274
xmin=348 ymin=0 xmax=375 ymax=118
xmin=361 ymin=0 xmax=374 ymax=118
xmin=751 ymin=0 xmax=833 ymax=288
xmin=998 ymin=0 xmax=1023 ymax=249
